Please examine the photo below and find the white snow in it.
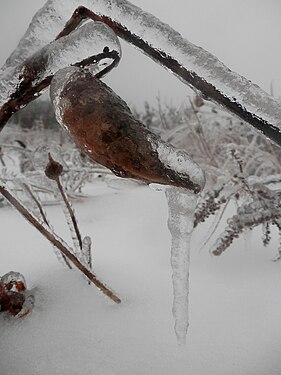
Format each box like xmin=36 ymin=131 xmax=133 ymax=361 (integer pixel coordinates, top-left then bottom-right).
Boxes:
xmin=1 ymin=181 xmax=281 ymax=374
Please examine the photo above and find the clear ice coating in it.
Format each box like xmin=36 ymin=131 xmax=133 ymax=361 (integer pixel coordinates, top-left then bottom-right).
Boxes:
xmin=57 ymin=187 xmax=83 ymax=261
xmin=157 ymin=142 xmax=205 ymax=191
xmin=1 ymin=0 xmax=281 ymax=133
xmin=0 ymin=20 xmax=121 ymax=107
xmin=165 ymin=186 xmax=198 ymax=345
xmin=49 ymin=66 xmax=80 ymax=129
xmin=30 ymin=21 xmax=121 ymax=85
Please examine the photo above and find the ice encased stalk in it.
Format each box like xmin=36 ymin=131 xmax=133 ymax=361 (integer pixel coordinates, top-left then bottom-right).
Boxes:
xmin=165 ymin=186 xmax=198 ymax=345
xmin=0 ymin=21 xmax=121 ymax=107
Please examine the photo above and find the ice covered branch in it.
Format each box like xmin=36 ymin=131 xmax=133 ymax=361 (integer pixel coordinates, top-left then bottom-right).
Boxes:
xmin=0 ymin=184 xmax=121 ymax=304
xmin=0 ymin=21 xmax=121 ymax=130
xmin=2 ymin=0 xmax=281 ymax=146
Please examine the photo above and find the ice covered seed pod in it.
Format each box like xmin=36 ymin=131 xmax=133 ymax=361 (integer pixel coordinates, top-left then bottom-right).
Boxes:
xmin=1 ymin=271 xmax=26 ymax=293
xmin=45 ymin=153 xmax=64 ymax=180
xmin=0 ymin=271 xmax=33 ymax=318
xmin=50 ymin=67 xmax=205 ymax=193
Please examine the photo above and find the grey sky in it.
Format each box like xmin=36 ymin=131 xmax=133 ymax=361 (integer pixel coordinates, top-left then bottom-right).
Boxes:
xmin=0 ymin=0 xmax=281 ymax=109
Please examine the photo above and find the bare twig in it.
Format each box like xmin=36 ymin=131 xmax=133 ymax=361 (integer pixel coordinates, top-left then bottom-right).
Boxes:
xmin=0 ymin=147 xmax=5 ymax=167
xmin=56 ymin=178 xmax=83 ymax=250
xmin=0 ymin=39 xmax=120 ymax=131
xmin=22 ymin=182 xmax=50 ymax=227
xmin=45 ymin=153 xmax=83 ymax=252
xmin=0 ymin=184 xmax=121 ymax=304
xmin=22 ymin=182 xmax=72 ymax=269
xmin=189 ymin=98 xmax=218 ymax=168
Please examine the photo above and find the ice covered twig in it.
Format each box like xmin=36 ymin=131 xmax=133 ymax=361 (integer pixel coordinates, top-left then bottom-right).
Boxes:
xmin=45 ymin=153 xmax=84 ymax=257
xmin=0 ymin=184 xmax=121 ymax=304
xmin=0 ymin=21 xmax=121 ymax=130
xmin=21 ymin=180 xmax=72 ymax=269
xmin=44 ymin=153 xmax=94 ymax=270
xmin=3 ymin=0 xmax=281 ymax=146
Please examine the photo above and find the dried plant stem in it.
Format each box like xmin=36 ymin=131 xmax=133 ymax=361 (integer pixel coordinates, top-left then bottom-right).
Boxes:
xmin=55 ymin=177 xmax=83 ymax=250
xmin=0 ymin=147 xmax=5 ymax=167
xmin=0 ymin=184 xmax=121 ymax=304
xmin=22 ymin=182 xmax=72 ymax=269
xmin=189 ymin=99 xmax=218 ymax=168
xmin=22 ymin=183 xmax=50 ymax=227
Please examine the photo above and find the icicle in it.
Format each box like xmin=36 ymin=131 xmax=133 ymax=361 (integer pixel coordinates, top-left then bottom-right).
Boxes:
xmin=82 ymin=236 xmax=92 ymax=270
xmin=165 ymin=186 xmax=198 ymax=345
xmin=82 ymin=236 xmax=93 ymax=284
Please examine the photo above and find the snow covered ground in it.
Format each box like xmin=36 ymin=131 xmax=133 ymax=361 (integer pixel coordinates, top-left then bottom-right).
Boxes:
xmin=1 ymin=182 xmax=281 ymax=375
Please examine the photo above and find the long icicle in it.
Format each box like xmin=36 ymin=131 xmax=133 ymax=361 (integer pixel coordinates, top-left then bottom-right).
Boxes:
xmin=165 ymin=186 xmax=198 ymax=345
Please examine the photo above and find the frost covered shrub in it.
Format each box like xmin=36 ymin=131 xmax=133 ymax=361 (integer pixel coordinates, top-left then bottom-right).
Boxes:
xmin=0 ymin=123 xmax=110 ymax=203
xmin=135 ymin=97 xmax=281 ymax=256
xmin=135 ymin=97 xmax=281 ymax=189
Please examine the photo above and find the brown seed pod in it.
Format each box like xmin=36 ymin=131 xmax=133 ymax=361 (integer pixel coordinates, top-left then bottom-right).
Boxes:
xmin=50 ymin=68 xmax=204 ymax=193
xmin=45 ymin=153 xmax=63 ymax=180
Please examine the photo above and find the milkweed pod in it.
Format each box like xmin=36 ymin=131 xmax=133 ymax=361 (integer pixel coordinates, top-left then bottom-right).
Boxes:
xmin=50 ymin=67 xmax=205 ymax=193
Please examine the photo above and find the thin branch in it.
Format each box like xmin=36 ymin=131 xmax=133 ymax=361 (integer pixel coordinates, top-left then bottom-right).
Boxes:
xmin=55 ymin=5 xmax=281 ymax=147
xmin=22 ymin=183 xmax=50 ymax=227
xmin=0 ymin=36 xmax=120 ymax=131
xmin=189 ymin=98 xmax=218 ymax=168
xmin=0 ymin=184 xmax=121 ymax=304
xmin=22 ymin=182 xmax=72 ymax=269
xmin=56 ymin=177 xmax=83 ymax=250
xmin=2 ymin=3 xmax=281 ymax=148
xmin=45 ymin=153 xmax=83 ymax=253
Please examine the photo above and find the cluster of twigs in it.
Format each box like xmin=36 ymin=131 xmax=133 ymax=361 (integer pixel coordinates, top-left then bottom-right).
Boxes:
xmin=0 ymin=137 xmax=111 ymax=203
xmin=137 ymin=98 xmax=281 ymax=189
xmin=0 ymin=153 xmax=121 ymax=304
xmin=194 ymin=185 xmax=227 ymax=228
xmin=0 ymin=1 xmax=281 ymax=306
xmin=192 ymin=148 xmax=281 ymax=258
xmin=211 ymin=184 xmax=281 ymax=258
xmin=134 ymin=98 xmax=281 ymax=257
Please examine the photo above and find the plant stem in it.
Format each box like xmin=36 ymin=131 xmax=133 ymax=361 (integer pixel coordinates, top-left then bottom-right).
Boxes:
xmin=22 ymin=182 xmax=72 ymax=269
xmin=0 ymin=184 xmax=121 ymax=304
xmin=56 ymin=176 xmax=83 ymax=250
